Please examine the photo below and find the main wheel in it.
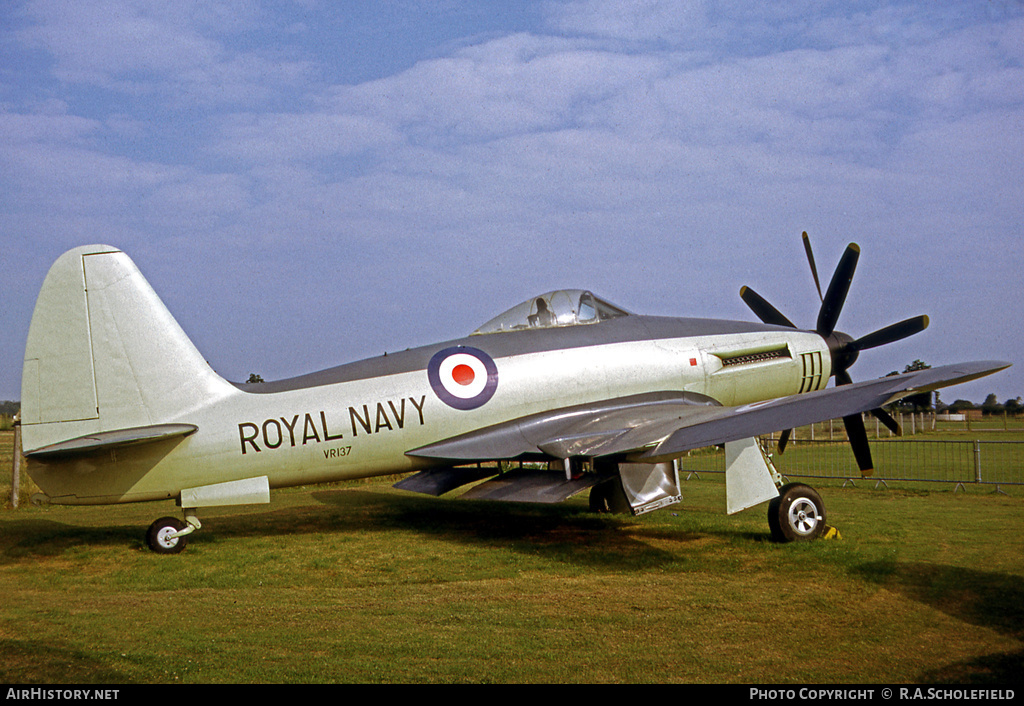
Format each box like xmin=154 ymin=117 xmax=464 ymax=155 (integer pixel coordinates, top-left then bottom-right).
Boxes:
xmin=146 ymin=517 xmax=188 ymax=554
xmin=768 ymin=483 xmax=826 ymax=542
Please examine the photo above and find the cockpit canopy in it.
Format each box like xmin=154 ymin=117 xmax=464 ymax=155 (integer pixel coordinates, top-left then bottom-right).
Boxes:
xmin=472 ymin=289 xmax=630 ymax=335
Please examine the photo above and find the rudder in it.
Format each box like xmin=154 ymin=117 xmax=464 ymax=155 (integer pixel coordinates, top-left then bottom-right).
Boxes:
xmin=21 ymin=245 xmax=233 ymax=454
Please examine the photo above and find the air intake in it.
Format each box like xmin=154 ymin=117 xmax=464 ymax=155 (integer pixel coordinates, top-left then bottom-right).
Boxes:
xmin=717 ymin=346 xmax=791 ymax=367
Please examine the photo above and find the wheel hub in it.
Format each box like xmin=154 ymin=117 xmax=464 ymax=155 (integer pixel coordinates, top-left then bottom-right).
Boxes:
xmin=156 ymin=527 xmax=180 ymax=549
xmin=789 ymin=499 xmax=820 ymax=535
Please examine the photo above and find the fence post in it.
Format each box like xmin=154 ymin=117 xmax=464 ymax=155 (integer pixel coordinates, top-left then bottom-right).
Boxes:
xmin=11 ymin=414 xmax=21 ymax=509
xmin=974 ymin=440 xmax=982 ymax=484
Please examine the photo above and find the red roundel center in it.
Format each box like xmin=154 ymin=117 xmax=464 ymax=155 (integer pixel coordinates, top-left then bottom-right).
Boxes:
xmin=451 ymin=364 xmax=476 ymax=386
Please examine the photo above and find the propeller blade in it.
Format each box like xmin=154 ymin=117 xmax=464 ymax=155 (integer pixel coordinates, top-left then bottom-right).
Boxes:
xmin=852 ymin=315 xmax=929 ymax=352
xmin=839 ymin=369 xmax=894 ymax=466
xmin=778 ymin=428 xmax=792 ymax=454
xmin=802 ymin=231 xmax=823 ymax=302
xmin=739 ymin=286 xmax=796 ymax=328
xmin=844 ymin=412 xmax=874 ymax=477
xmin=871 ymin=407 xmax=903 ymax=436
xmin=816 ymin=243 xmax=860 ymax=337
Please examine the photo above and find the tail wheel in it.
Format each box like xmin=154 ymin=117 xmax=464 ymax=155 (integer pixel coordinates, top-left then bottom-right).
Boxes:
xmin=768 ymin=483 xmax=826 ymax=542
xmin=146 ymin=516 xmax=188 ymax=554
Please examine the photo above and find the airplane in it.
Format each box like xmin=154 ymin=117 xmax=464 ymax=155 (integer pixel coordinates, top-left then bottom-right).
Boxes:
xmin=18 ymin=237 xmax=1009 ymax=553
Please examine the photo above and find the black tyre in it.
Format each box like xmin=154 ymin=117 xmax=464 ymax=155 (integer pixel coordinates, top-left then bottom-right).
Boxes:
xmin=768 ymin=483 xmax=826 ymax=542
xmin=146 ymin=516 xmax=188 ymax=554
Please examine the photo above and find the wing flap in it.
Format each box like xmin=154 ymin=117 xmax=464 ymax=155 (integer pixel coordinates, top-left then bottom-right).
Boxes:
xmin=392 ymin=466 xmax=495 ymax=496
xmin=459 ymin=468 xmax=600 ymax=504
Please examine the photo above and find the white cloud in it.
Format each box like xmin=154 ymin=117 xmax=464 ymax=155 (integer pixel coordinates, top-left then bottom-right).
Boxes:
xmin=543 ymin=0 xmax=711 ymax=42
xmin=0 ymin=110 xmax=101 ymax=144
xmin=16 ymin=0 xmax=313 ymax=104
xmin=1 ymin=0 xmax=1022 ymax=398
xmin=217 ymin=112 xmax=403 ymax=163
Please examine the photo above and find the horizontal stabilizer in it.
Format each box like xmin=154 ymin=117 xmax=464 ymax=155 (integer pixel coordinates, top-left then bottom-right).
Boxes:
xmin=24 ymin=423 xmax=197 ymax=459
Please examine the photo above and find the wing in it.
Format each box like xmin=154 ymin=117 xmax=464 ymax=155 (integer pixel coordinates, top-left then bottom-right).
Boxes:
xmin=640 ymin=360 xmax=1009 ymax=462
xmin=407 ymin=391 xmax=724 ymax=461
xmin=408 ymin=360 xmax=1010 ymax=464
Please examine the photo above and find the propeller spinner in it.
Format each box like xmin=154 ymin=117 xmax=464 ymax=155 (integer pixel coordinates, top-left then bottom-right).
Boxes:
xmin=740 ymin=233 xmax=929 ymax=476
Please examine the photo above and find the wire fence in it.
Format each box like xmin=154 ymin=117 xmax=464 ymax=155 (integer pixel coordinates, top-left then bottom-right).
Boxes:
xmin=760 ymin=413 xmax=1024 ymax=440
xmin=677 ymin=438 xmax=1024 ymax=491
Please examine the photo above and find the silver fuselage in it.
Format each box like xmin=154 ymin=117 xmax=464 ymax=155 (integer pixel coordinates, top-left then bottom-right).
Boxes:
xmin=27 ymin=315 xmax=830 ymax=505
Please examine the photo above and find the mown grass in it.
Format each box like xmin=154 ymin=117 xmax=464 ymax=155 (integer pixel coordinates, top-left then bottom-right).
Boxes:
xmin=1 ymin=431 xmax=1022 ymax=684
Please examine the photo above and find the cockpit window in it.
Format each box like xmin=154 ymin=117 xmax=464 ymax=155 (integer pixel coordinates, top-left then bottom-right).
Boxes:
xmin=471 ymin=289 xmax=630 ymax=335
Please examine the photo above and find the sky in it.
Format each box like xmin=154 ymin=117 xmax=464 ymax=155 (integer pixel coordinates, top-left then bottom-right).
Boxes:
xmin=2 ymin=0 xmax=1022 ymax=408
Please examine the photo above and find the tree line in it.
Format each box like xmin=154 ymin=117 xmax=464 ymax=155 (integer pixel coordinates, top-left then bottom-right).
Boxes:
xmin=887 ymin=360 xmax=1020 ymax=415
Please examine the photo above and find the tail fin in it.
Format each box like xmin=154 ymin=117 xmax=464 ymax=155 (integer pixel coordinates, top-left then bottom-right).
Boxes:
xmin=21 ymin=245 xmax=233 ymax=454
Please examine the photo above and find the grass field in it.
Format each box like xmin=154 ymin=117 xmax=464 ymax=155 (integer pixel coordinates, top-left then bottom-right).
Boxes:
xmin=1 ymin=430 xmax=1022 ymax=684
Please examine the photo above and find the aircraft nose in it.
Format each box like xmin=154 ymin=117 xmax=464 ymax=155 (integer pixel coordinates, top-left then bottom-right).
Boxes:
xmin=826 ymin=330 xmax=858 ymax=376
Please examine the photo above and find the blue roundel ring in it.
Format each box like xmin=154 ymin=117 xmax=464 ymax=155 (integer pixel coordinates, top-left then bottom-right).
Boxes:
xmin=427 ymin=346 xmax=499 ymax=410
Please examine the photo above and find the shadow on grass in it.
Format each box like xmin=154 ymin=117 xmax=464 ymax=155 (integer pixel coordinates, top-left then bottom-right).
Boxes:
xmin=305 ymin=488 xmax=698 ymax=569
xmin=0 ymin=519 xmax=143 ymax=558
xmin=918 ymin=648 xmax=1024 ymax=685
xmin=855 ymin=560 xmax=1024 ymax=683
xmin=0 ymin=489 xmax=723 ymax=569
xmin=0 ymin=638 xmax=133 ymax=684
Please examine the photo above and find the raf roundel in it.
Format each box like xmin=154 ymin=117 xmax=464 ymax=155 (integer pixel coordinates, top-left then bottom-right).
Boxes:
xmin=427 ymin=346 xmax=499 ymax=410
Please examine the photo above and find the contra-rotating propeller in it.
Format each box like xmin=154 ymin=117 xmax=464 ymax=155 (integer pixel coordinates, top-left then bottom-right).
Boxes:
xmin=739 ymin=232 xmax=929 ymax=476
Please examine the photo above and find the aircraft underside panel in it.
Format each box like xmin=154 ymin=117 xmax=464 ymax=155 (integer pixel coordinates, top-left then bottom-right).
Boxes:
xmin=393 ymin=465 xmax=599 ymax=504
xmin=617 ymin=462 xmax=682 ymax=515
xmin=180 ymin=475 xmax=271 ymax=509
xmin=391 ymin=466 xmax=495 ymax=496
xmin=394 ymin=460 xmax=682 ymax=515
xmin=459 ymin=468 xmax=600 ymax=504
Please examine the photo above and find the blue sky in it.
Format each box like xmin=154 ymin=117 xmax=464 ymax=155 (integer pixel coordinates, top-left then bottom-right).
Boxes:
xmin=2 ymin=0 xmax=1022 ymax=406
